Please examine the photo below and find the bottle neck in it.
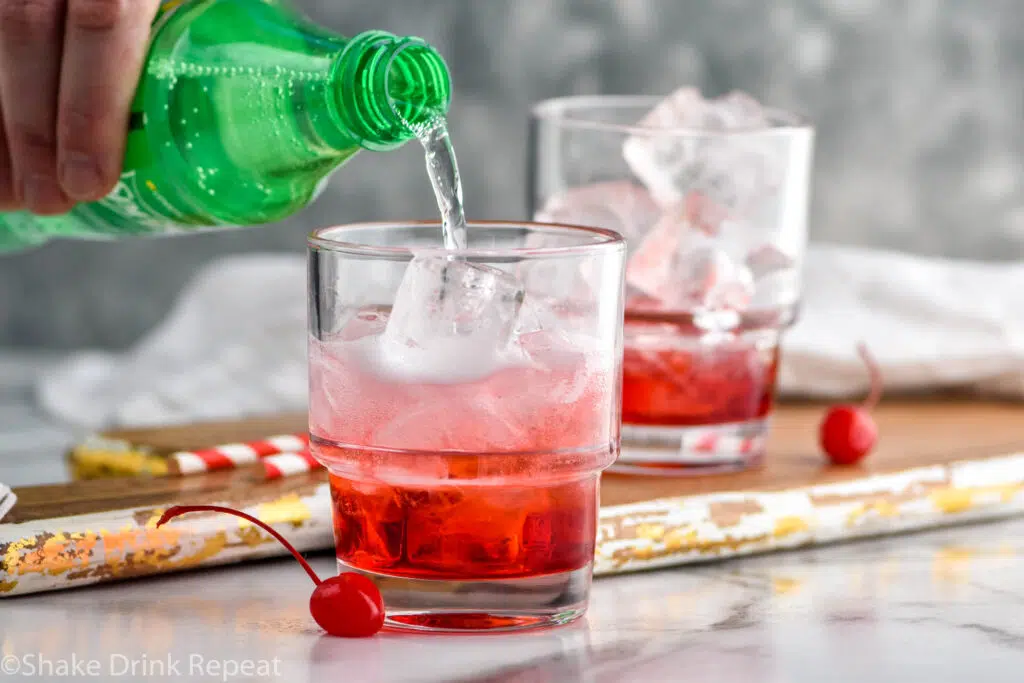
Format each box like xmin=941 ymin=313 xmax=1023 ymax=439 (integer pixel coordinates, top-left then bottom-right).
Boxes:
xmin=327 ymin=31 xmax=452 ymax=151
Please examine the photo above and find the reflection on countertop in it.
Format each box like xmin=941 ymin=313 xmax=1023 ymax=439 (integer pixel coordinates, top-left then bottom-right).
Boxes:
xmin=3 ymin=520 xmax=1024 ymax=683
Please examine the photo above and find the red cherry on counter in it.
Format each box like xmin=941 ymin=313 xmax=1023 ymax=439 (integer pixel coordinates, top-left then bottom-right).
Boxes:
xmin=156 ymin=504 xmax=384 ymax=638
xmin=820 ymin=343 xmax=883 ymax=466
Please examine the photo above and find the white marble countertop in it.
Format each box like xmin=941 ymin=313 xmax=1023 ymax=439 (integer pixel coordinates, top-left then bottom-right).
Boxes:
xmin=4 ymin=523 xmax=1024 ymax=683
xmin=4 ymin=353 xmax=1024 ymax=682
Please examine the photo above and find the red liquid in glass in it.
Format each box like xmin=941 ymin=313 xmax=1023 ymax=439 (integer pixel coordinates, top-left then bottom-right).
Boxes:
xmin=309 ymin=311 xmax=616 ymax=582
xmin=621 ymin=315 xmax=779 ymax=428
xmin=322 ymin=449 xmax=601 ymax=580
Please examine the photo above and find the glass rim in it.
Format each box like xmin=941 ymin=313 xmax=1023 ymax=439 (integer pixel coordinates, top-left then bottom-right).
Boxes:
xmin=308 ymin=220 xmax=626 ymax=259
xmin=531 ymin=94 xmax=813 ymax=137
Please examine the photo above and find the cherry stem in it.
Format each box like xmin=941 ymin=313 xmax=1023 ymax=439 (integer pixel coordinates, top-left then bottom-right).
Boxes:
xmin=857 ymin=342 xmax=883 ymax=412
xmin=156 ymin=504 xmax=323 ymax=586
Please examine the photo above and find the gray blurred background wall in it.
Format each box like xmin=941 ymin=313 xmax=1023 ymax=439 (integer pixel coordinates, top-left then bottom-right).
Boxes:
xmin=1 ymin=0 xmax=1022 ymax=350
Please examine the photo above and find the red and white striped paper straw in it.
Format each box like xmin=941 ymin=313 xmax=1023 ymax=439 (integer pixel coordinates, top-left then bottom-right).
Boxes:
xmin=621 ymin=426 xmax=765 ymax=464
xmin=168 ymin=433 xmax=310 ymax=475
xmin=263 ymin=449 xmax=323 ymax=481
xmin=683 ymin=432 xmax=761 ymax=455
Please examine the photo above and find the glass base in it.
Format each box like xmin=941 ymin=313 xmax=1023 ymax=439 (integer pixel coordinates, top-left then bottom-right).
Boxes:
xmin=613 ymin=418 xmax=769 ymax=475
xmin=339 ymin=561 xmax=591 ymax=633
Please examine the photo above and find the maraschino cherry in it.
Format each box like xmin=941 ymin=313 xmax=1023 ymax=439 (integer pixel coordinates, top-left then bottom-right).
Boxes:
xmin=156 ymin=504 xmax=384 ymax=637
xmin=819 ymin=342 xmax=883 ymax=466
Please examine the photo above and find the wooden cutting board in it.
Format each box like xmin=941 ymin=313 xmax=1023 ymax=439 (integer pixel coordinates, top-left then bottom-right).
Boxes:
xmin=606 ymin=400 xmax=1024 ymax=504
xmin=3 ymin=400 xmax=1024 ymax=597
xmin=13 ymin=399 xmax=1023 ymax=519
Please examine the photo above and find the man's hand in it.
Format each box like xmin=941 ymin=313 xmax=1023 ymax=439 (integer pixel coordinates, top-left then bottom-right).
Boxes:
xmin=0 ymin=0 xmax=161 ymax=214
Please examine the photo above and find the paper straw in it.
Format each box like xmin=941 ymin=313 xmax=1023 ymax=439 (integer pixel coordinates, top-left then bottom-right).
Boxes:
xmin=0 ymin=483 xmax=16 ymax=523
xmin=262 ymin=450 xmax=323 ymax=481
xmin=168 ymin=433 xmax=309 ymax=476
xmin=683 ymin=432 xmax=760 ymax=454
xmin=621 ymin=427 xmax=764 ymax=464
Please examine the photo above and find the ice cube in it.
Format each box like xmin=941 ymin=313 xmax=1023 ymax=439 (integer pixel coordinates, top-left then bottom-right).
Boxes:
xmin=390 ymin=255 xmax=524 ymax=342
xmin=626 ymin=211 xmax=754 ymax=313
xmin=370 ymin=394 xmax=532 ymax=453
xmin=515 ymin=246 xmax=603 ymax=330
xmin=745 ymin=243 xmax=796 ymax=279
xmin=529 ymin=183 xmax=655 ymax=315
xmin=749 ymin=268 xmax=801 ymax=311
xmin=684 ymin=190 xmax=731 ymax=236
xmin=331 ymin=483 xmax=404 ymax=568
xmin=673 ymin=246 xmax=754 ymax=313
xmin=377 ymin=255 xmax=528 ymax=383
xmin=405 ymin=494 xmax=523 ymax=574
xmin=625 ymin=88 xmax=770 ymax=139
xmin=534 ymin=181 xmax=661 ymax=242
xmin=706 ymin=91 xmax=773 ymax=129
xmin=628 ymin=86 xmax=710 ymax=131
xmin=710 ymin=213 xmax=798 ymax=275
xmin=516 ymin=231 xmax=591 ymax=314
xmin=624 ymin=211 xmax=700 ymax=300
xmin=622 ymin=88 xmax=782 ymax=221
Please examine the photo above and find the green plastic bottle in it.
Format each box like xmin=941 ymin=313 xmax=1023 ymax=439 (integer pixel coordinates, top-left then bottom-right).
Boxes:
xmin=0 ymin=0 xmax=451 ymax=252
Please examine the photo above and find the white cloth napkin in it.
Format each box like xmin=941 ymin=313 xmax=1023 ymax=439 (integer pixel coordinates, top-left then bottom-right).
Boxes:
xmin=781 ymin=245 xmax=1023 ymax=399
xmin=36 ymin=246 xmax=1024 ymax=430
xmin=37 ymin=255 xmax=308 ymax=430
